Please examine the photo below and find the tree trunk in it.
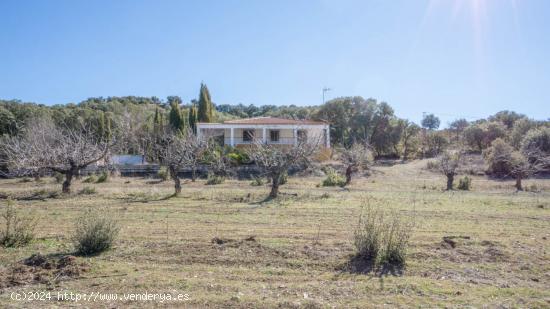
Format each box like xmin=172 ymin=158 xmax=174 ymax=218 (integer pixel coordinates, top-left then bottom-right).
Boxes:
xmin=515 ymin=175 xmax=523 ymax=191
xmin=345 ymin=165 xmax=354 ymax=186
xmin=169 ymin=166 xmax=181 ymax=195
xmin=62 ymin=172 xmax=73 ymax=193
xmin=446 ymin=174 xmax=454 ymax=190
xmin=191 ymin=167 xmax=196 ymax=182
xmin=269 ymin=174 xmax=280 ymax=198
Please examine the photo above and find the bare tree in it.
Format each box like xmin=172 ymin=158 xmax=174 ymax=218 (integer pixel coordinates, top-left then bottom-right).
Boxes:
xmin=438 ymin=150 xmax=462 ymax=190
xmin=339 ymin=143 xmax=373 ymax=186
xmin=155 ymin=129 xmax=206 ymax=195
xmin=247 ymin=136 xmax=320 ymax=199
xmin=1 ymin=121 xmax=110 ymax=193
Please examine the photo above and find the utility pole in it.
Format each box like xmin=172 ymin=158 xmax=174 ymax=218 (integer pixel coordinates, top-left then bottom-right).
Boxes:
xmin=322 ymin=87 xmax=331 ymax=105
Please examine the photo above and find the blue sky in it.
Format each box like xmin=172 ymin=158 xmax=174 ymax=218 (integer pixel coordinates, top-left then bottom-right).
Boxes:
xmin=1 ymin=0 xmax=549 ymax=125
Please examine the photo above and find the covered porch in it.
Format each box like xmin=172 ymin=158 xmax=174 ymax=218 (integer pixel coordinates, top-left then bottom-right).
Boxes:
xmin=197 ymin=123 xmax=330 ymax=148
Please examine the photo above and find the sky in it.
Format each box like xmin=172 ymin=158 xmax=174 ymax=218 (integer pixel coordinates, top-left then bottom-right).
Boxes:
xmin=1 ymin=0 xmax=549 ymax=126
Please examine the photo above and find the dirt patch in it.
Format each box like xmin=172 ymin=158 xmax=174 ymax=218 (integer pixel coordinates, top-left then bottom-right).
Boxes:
xmin=441 ymin=235 xmax=471 ymax=249
xmin=0 ymin=254 xmax=89 ymax=288
xmin=337 ymin=254 xmax=404 ymax=276
xmin=435 ymin=238 xmax=510 ymax=263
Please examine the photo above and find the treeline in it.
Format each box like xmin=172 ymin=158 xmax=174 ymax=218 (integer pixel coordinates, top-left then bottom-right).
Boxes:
xmin=1 ymin=87 xmax=548 ymax=161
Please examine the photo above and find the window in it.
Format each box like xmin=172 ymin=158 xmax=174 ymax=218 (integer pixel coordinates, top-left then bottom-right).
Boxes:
xmin=243 ymin=129 xmax=254 ymax=142
xmin=270 ymin=130 xmax=279 ymax=142
xmin=297 ymin=130 xmax=307 ymax=143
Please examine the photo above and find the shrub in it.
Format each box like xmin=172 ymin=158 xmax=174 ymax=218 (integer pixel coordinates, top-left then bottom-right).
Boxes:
xmin=457 ymin=176 xmax=472 ymax=190
xmin=228 ymin=150 xmax=250 ymax=165
xmin=250 ymin=176 xmax=266 ymax=186
xmin=96 ymin=171 xmax=108 ymax=183
xmin=425 ymin=160 xmax=438 ymax=171
xmin=354 ymin=204 xmax=413 ymax=267
xmin=54 ymin=172 xmax=64 ymax=183
xmin=279 ymin=171 xmax=288 ymax=185
xmin=157 ymin=167 xmax=169 ymax=181
xmin=0 ymin=199 xmax=38 ymax=247
xmin=72 ymin=209 xmax=119 ymax=256
xmin=78 ymin=186 xmax=96 ymax=195
xmin=322 ymin=167 xmax=346 ymax=187
xmin=206 ymin=173 xmax=224 ymax=185
xmin=82 ymin=175 xmax=97 ymax=183
xmin=521 ymin=127 xmax=550 ymax=166
xmin=484 ymin=138 xmax=515 ymax=176
xmin=380 ymin=212 xmax=413 ymax=266
xmin=354 ymin=206 xmax=383 ymax=261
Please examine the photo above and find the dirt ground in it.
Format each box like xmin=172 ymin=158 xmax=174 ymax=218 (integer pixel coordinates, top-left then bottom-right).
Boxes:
xmin=0 ymin=159 xmax=549 ymax=308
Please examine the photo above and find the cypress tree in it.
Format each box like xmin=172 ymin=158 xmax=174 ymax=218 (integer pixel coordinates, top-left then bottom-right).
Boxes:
xmin=198 ymin=83 xmax=214 ymax=122
xmin=153 ymin=108 xmax=162 ymax=134
xmin=189 ymin=104 xmax=198 ymax=133
xmin=168 ymin=97 xmax=185 ymax=133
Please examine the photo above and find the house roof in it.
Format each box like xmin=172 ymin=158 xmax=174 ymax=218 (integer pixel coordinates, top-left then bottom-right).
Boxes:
xmin=214 ymin=117 xmax=326 ymax=125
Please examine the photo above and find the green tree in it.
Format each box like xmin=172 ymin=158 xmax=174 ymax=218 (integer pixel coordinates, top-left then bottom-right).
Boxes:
xmin=189 ymin=104 xmax=198 ymax=133
xmin=168 ymin=97 xmax=186 ymax=133
xmin=197 ymin=83 xmax=214 ymax=122
xmin=0 ymin=106 xmax=17 ymax=135
xmin=421 ymin=114 xmax=440 ymax=130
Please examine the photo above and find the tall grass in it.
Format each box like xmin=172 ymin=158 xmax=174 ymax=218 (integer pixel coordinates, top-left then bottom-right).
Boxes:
xmin=354 ymin=201 xmax=414 ymax=267
xmin=0 ymin=199 xmax=38 ymax=247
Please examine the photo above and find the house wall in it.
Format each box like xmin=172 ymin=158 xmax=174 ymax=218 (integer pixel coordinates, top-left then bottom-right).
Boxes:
xmin=197 ymin=124 xmax=329 ymax=146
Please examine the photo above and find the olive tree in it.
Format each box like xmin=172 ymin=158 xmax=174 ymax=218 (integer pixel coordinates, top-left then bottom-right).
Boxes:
xmin=1 ymin=121 xmax=110 ymax=193
xmin=339 ymin=143 xmax=373 ymax=186
xmin=485 ymin=137 xmax=549 ymax=191
xmin=247 ymin=136 xmax=320 ymax=199
xmin=438 ymin=150 xmax=462 ymax=190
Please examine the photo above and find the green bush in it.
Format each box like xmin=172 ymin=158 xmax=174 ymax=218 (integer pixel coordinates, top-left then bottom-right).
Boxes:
xmin=457 ymin=176 xmax=472 ymax=191
xmin=157 ymin=167 xmax=169 ymax=181
xmin=227 ymin=148 xmax=250 ymax=165
xmin=78 ymin=186 xmax=96 ymax=195
xmin=72 ymin=209 xmax=119 ymax=256
xmin=354 ymin=204 xmax=413 ymax=267
xmin=0 ymin=199 xmax=38 ymax=248
xmin=250 ymin=176 xmax=266 ymax=186
xmin=322 ymin=167 xmax=346 ymax=187
xmin=206 ymin=173 xmax=225 ymax=185
xmin=96 ymin=171 xmax=109 ymax=183
xmin=54 ymin=172 xmax=64 ymax=183
xmin=82 ymin=175 xmax=97 ymax=183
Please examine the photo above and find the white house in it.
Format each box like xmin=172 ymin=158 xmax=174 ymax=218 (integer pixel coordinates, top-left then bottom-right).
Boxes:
xmin=196 ymin=117 xmax=330 ymax=148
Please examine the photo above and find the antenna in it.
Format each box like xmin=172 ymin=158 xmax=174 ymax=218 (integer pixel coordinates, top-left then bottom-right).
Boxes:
xmin=322 ymin=87 xmax=332 ymax=105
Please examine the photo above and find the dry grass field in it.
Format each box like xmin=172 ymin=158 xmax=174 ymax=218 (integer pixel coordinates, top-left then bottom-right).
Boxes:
xmin=0 ymin=159 xmax=549 ymax=308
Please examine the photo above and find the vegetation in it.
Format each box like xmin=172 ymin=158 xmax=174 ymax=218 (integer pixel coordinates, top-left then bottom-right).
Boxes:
xmin=0 ymin=199 xmax=38 ymax=248
xmin=457 ymin=176 xmax=472 ymax=191
xmin=72 ymin=209 xmax=119 ymax=256
xmin=247 ymin=139 xmax=319 ymax=198
xmin=198 ymin=83 xmax=214 ymax=123
xmin=438 ymin=150 xmax=462 ymax=190
xmin=322 ymin=167 xmax=346 ymax=187
xmin=206 ymin=173 xmax=225 ymax=185
xmin=354 ymin=202 xmax=414 ymax=268
xmin=1 ymin=88 xmax=550 ymax=306
xmin=0 ymin=160 xmax=548 ymax=307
